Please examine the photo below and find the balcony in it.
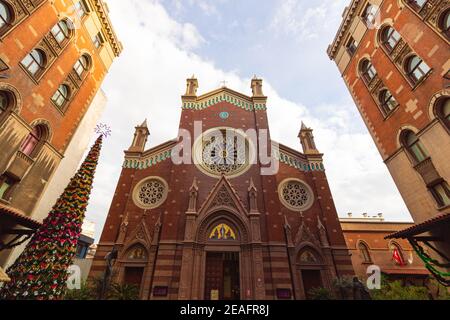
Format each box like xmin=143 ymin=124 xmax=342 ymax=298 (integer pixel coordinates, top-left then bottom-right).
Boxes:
xmin=5 ymin=151 xmax=34 ymax=181
xmin=413 ymin=157 xmax=441 ymax=186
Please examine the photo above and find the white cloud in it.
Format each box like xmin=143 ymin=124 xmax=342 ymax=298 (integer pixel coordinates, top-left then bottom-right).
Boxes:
xmin=270 ymin=0 xmax=348 ymax=42
xmin=86 ymin=0 xmax=411 ymax=240
xmin=172 ymin=0 xmax=221 ymax=17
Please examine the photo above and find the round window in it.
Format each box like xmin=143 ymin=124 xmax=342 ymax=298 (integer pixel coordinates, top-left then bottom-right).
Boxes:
xmin=278 ymin=179 xmax=314 ymax=211
xmin=132 ymin=177 xmax=168 ymax=209
xmin=193 ymin=127 xmax=254 ymax=178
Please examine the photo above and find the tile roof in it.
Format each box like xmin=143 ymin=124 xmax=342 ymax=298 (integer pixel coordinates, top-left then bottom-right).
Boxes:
xmin=0 ymin=203 xmax=42 ymax=230
xmin=385 ymin=212 xmax=450 ymax=239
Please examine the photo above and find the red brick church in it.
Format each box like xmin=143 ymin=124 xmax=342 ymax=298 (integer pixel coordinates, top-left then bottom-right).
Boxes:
xmin=90 ymin=77 xmax=354 ymax=300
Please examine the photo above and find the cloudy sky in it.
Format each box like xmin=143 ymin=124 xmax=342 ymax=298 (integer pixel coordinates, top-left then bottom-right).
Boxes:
xmin=85 ymin=0 xmax=412 ymax=240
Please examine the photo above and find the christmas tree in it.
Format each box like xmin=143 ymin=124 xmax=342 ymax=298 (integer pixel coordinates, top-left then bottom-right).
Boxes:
xmin=0 ymin=133 xmax=104 ymax=300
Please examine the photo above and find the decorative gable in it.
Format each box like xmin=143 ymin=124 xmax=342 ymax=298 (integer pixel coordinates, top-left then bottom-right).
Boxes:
xmin=198 ymin=175 xmax=248 ymax=217
xmin=182 ymin=88 xmax=266 ymax=111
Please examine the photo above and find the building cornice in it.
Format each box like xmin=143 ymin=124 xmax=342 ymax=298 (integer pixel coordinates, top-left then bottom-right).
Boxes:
xmin=123 ymin=140 xmax=177 ymax=169
xmin=274 ymin=142 xmax=325 ymax=172
xmin=90 ymin=0 xmax=123 ymax=56
xmin=327 ymin=0 xmax=362 ymax=60
xmin=182 ymin=87 xmax=267 ymax=111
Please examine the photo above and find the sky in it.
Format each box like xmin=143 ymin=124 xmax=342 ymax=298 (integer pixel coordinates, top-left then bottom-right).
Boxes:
xmin=84 ymin=0 xmax=412 ymax=241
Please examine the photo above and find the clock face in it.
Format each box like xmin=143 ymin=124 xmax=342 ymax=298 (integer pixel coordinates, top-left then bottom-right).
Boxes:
xmin=193 ymin=127 xmax=254 ymax=178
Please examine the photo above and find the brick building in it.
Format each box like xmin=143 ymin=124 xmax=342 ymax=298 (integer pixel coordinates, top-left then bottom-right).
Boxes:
xmin=340 ymin=213 xmax=429 ymax=285
xmin=90 ymin=77 xmax=354 ymax=300
xmin=0 ymin=0 xmax=121 ymax=267
xmin=328 ymin=0 xmax=450 ymax=284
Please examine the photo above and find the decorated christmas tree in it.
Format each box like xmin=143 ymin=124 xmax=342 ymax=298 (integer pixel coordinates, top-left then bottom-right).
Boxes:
xmin=0 ymin=129 xmax=107 ymax=300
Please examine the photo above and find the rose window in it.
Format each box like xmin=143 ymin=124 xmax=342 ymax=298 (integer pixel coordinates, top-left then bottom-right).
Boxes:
xmin=195 ymin=128 xmax=251 ymax=177
xmin=133 ymin=177 xmax=168 ymax=209
xmin=279 ymin=180 xmax=313 ymax=211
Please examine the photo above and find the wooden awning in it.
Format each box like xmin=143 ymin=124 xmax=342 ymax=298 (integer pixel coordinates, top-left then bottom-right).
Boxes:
xmin=385 ymin=212 xmax=450 ymax=239
xmin=0 ymin=203 xmax=41 ymax=231
xmin=0 ymin=203 xmax=42 ymax=252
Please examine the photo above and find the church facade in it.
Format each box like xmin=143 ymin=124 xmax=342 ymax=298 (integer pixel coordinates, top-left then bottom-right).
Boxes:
xmin=90 ymin=77 xmax=354 ymax=300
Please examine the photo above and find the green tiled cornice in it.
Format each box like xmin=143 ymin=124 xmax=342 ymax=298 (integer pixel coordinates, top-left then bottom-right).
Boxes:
xmin=182 ymin=92 xmax=266 ymax=111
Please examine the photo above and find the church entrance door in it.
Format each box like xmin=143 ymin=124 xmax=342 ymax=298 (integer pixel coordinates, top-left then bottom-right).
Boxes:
xmin=124 ymin=266 xmax=144 ymax=287
xmin=301 ymin=269 xmax=323 ymax=299
xmin=204 ymin=252 xmax=240 ymax=300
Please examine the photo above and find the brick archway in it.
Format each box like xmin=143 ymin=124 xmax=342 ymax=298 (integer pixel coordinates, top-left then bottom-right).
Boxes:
xmin=178 ymin=208 xmax=260 ymax=300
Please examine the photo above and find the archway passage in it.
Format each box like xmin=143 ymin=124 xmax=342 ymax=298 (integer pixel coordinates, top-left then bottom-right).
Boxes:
xmin=204 ymin=252 xmax=240 ymax=300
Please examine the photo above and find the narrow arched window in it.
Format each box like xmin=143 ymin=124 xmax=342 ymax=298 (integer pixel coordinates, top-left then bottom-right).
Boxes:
xmin=402 ymin=130 xmax=428 ymax=163
xmin=75 ymin=0 xmax=88 ymax=18
xmin=379 ymin=89 xmax=398 ymax=115
xmin=0 ymin=173 xmax=16 ymax=200
xmin=346 ymin=37 xmax=358 ymax=56
xmin=20 ymin=126 xmax=45 ymax=157
xmin=405 ymin=55 xmax=430 ymax=84
xmin=362 ymin=4 xmax=377 ymax=27
xmin=51 ymin=84 xmax=70 ymax=109
xmin=359 ymin=242 xmax=372 ymax=263
xmin=430 ymin=181 xmax=450 ymax=207
xmin=51 ymin=20 xmax=70 ymax=44
xmin=0 ymin=90 xmax=11 ymax=115
xmin=439 ymin=9 xmax=450 ymax=39
xmin=73 ymin=54 xmax=90 ymax=78
xmin=390 ymin=242 xmax=405 ymax=266
xmin=21 ymin=49 xmax=46 ymax=76
xmin=0 ymin=1 xmax=12 ymax=34
xmin=436 ymin=98 xmax=450 ymax=130
xmin=360 ymin=59 xmax=377 ymax=83
xmin=381 ymin=26 xmax=401 ymax=52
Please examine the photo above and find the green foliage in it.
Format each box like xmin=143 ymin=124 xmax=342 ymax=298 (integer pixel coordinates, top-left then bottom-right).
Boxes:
xmin=64 ymin=282 xmax=94 ymax=300
xmin=429 ymin=279 xmax=450 ymax=300
xmin=108 ymin=283 xmax=139 ymax=300
xmin=371 ymin=280 xmax=430 ymax=300
xmin=332 ymin=275 xmax=354 ymax=289
xmin=63 ymin=278 xmax=139 ymax=301
xmin=307 ymin=287 xmax=334 ymax=300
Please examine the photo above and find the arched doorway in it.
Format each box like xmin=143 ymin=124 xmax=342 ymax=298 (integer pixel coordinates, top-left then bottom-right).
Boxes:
xmin=204 ymin=221 xmax=241 ymax=300
xmin=296 ymin=247 xmax=326 ymax=299
xmin=178 ymin=205 xmax=261 ymax=300
xmin=118 ymin=243 xmax=149 ymax=298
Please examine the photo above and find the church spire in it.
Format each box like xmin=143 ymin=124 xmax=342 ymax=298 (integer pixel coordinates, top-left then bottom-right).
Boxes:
xmin=128 ymin=119 xmax=150 ymax=152
xmin=251 ymin=76 xmax=264 ymax=97
xmin=298 ymin=122 xmax=319 ymax=154
xmin=184 ymin=75 xmax=198 ymax=97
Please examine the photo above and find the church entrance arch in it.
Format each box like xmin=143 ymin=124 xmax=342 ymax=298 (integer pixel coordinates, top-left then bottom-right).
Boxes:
xmin=203 ymin=220 xmax=241 ymax=300
xmin=296 ymin=246 xmax=326 ymax=300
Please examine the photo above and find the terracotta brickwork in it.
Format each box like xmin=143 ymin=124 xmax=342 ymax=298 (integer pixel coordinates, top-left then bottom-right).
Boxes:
xmin=0 ymin=0 xmax=121 ymax=215
xmin=90 ymin=78 xmax=354 ymax=300
xmin=328 ymin=0 xmax=450 ymax=224
xmin=0 ymin=0 xmax=121 ymax=265
xmin=340 ymin=217 xmax=429 ymax=283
